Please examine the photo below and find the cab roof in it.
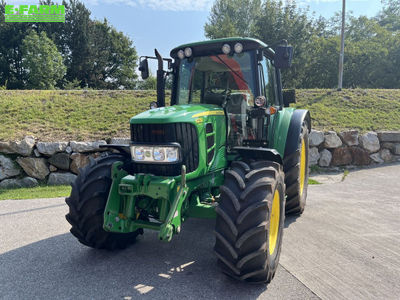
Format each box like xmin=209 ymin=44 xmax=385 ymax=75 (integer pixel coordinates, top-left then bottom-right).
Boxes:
xmin=170 ymin=37 xmax=273 ymax=59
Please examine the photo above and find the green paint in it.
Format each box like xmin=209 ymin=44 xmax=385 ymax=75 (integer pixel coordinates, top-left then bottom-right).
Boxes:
xmin=131 ymin=103 xmax=227 ymax=180
xmin=270 ymin=107 xmax=295 ymax=156
xmin=130 ymin=104 xmax=224 ymax=124
xmin=104 ymin=162 xmax=224 ymax=240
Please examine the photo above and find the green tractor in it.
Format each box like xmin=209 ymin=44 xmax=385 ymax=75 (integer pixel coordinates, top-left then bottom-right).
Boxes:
xmin=66 ymin=37 xmax=310 ymax=284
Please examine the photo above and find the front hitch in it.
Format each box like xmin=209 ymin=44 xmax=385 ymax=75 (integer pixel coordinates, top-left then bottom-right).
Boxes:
xmin=159 ymin=165 xmax=188 ymax=241
xmin=103 ymin=162 xmax=189 ymax=242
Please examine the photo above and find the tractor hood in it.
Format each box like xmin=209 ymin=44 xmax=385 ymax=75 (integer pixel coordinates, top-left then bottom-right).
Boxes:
xmin=130 ymin=104 xmax=225 ymax=124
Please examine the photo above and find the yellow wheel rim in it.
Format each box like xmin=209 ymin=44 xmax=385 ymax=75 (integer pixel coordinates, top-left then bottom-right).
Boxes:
xmin=299 ymin=138 xmax=306 ymax=197
xmin=268 ymin=189 xmax=280 ymax=255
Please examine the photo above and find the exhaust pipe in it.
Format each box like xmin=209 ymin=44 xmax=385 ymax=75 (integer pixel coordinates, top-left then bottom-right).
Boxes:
xmin=155 ymin=49 xmax=165 ymax=107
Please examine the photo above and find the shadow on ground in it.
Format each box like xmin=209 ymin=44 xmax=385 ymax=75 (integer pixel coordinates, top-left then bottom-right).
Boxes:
xmin=0 ymin=218 xmax=279 ymax=299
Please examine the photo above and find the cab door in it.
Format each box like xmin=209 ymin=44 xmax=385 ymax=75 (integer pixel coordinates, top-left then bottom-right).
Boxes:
xmin=258 ymin=55 xmax=279 ymax=145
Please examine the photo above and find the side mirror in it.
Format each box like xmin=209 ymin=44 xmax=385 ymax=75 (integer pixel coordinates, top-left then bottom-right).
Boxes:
xmin=139 ymin=58 xmax=149 ymax=80
xmin=283 ymin=89 xmax=296 ymax=107
xmin=274 ymin=46 xmax=293 ymax=69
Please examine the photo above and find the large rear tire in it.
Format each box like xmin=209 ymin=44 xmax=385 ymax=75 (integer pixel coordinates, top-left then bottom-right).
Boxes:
xmin=214 ymin=160 xmax=285 ymax=283
xmin=283 ymin=122 xmax=309 ymax=215
xmin=65 ymin=154 xmax=142 ymax=250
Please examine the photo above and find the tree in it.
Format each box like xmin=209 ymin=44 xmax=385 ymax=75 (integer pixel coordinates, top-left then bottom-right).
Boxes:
xmin=205 ymin=0 xmax=317 ymax=87
xmin=0 ymin=0 xmax=138 ymax=89
xmin=87 ymin=20 xmax=138 ymax=89
xmin=21 ymin=31 xmax=66 ymax=89
xmin=378 ymin=0 xmax=400 ymax=31
xmin=254 ymin=0 xmax=316 ymax=87
xmin=0 ymin=1 xmax=30 ymax=88
xmin=205 ymin=0 xmax=261 ymax=38
xmin=62 ymin=0 xmax=92 ymax=87
xmin=204 ymin=0 xmax=400 ymax=89
xmin=136 ymin=74 xmax=157 ymax=90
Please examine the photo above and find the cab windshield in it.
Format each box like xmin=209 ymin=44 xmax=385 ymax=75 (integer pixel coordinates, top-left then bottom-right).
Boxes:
xmin=176 ymin=51 xmax=256 ymax=107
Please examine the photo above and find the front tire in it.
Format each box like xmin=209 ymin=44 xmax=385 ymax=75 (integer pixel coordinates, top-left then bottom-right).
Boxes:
xmin=65 ymin=154 xmax=142 ymax=250
xmin=214 ymin=160 xmax=285 ymax=283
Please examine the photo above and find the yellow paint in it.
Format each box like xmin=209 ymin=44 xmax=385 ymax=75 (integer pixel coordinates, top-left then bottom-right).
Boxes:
xmin=195 ymin=117 xmax=204 ymax=124
xmin=269 ymin=189 xmax=280 ymax=255
xmin=299 ymin=138 xmax=306 ymax=197
xmin=192 ymin=110 xmax=224 ymax=118
xmin=118 ymin=213 xmax=127 ymax=220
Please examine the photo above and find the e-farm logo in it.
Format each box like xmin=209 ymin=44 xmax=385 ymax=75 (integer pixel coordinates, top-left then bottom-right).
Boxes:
xmin=4 ymin=4 xmax=65 ymax=23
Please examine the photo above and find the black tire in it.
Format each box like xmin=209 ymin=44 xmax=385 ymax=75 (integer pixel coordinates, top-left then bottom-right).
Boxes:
xmin=283 ymin=122 xmax=309 ymax=215
xmin=214 ymin=160 xmax=286 ymax=283
xmin=65 ymin=153 xmax=142 ymax=250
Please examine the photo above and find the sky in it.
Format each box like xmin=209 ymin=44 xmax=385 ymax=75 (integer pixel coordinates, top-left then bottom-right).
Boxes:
xmin=6 ymin=0 xmax=384 ymax=72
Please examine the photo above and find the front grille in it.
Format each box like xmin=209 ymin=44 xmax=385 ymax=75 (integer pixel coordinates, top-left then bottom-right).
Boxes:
xmin=131 ymin=123 xmax=199 ymax=176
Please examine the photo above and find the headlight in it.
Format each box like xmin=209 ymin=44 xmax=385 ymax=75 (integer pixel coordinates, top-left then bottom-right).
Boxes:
xmin=255 ymin=96 xmax=266 ymax=107
xmin=234 ymin=43 xmax=243 ymax=54
xmin=222 ymin=44 xmax=231 ymax=55
xmin=153 ymin=148 xmax=165 ymax=161
xmin=135 ymin=147 xmax=145 ymax=160
xmin=130 ymin=144 xmax=180 ymax=163
xmin=166 ymin=148 xmax=179 ymax=162
xmin=184 ymin=47 xmax=192 ymax=57
xmin=177 ymin=50 xmax=185 ymax=60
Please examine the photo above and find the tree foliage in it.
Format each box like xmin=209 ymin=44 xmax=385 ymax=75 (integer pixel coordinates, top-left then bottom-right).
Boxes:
xmin=0 ymin=0 xmax=138 ymax=89
xmin=205 ymin=0 xmax=400 ymax=88
xmin=204 ymin=0 xmax=261 ymax=38
xmin=135 ymin=74 xmax=157 ymax=90
xmin=22 ymin=31 xmax=66 ymax=89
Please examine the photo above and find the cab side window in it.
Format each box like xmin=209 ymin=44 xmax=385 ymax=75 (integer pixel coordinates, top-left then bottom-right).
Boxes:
xmin=260 ymin=57 xmax=278 ymax=106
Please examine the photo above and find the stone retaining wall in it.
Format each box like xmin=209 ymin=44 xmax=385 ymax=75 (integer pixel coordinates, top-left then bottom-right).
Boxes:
xmin=0 ymin=138 xmax=129 ymax=189
xmin=1 ymin=131 xmax=399 ymax=189
xmin=309 ymin=130 xmax=400 ymax=167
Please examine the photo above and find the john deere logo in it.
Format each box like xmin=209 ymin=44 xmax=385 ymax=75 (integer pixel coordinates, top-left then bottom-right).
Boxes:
xmin=4 ymin=4 xmax=65 ymax=23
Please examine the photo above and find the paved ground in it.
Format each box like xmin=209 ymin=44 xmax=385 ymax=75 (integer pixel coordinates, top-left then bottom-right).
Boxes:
xmin=0 ymin=163 xmax=399 ymax=300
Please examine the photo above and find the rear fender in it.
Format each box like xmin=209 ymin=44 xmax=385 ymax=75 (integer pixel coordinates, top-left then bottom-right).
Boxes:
xmin=284 ymin=109 xmax=311 ymax=158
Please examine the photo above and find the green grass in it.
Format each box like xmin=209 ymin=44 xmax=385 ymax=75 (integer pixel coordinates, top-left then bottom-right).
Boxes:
xmin=0 ymin=179 xmax=321 ymax=200
xmin=308 ymin=178 xmax=322 ymax=185
xmin=341 ymin=169 xmax=350 ymax=182
xmin=0 ymin=89 xmax=399 ymax=141
xmin=0 ymin=90 xmax=161 ymax=141
xmin=295 ymin=89 xmax=400 ymax=132
xmin=0 ymin=185 xmax=71 ymax=200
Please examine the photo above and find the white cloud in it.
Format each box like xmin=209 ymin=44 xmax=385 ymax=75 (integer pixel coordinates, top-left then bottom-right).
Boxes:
xmin=299 ymin=0 xmax=368 ymax=3
xmin=300 ymin=0 xmax=340 ymax=3
xmin=85 ymin=0 xmax=137 ymax=7
xmin=138 ymin=0 xmax=213 ymax=11
xmin=85 ymin=0 xmax=213 ymax=11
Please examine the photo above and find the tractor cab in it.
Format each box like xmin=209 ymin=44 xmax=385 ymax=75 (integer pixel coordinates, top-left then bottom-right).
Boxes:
xmin=139 ymin=37 xmax=294 ymax=151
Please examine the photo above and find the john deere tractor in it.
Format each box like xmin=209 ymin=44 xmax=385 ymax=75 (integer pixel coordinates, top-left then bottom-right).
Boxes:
xmin=66 ymin=37 xmax=310 ymax=284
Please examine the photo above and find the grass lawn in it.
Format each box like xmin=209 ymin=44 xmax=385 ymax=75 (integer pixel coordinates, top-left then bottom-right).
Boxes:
xmin=0 ymin=89 xmax=399 ymax=141
xmin=0 ymin=185 xmax=71 ymax=200
xmin=0 ymin=179 xmax=320 ymax=200
xmin=0 ymin=90 xmax=161 ymax=141
xmin=295 ymin=89 xmax=400 ymax=132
